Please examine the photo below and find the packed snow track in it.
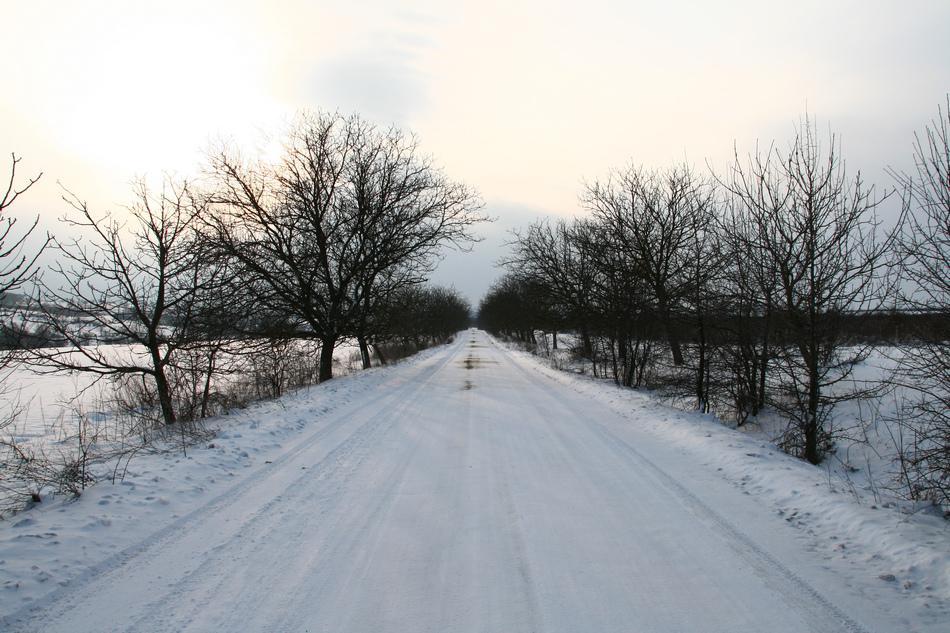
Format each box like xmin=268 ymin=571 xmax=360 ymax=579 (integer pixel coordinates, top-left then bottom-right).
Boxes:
xmin=8 ymin=330 xmax=909 ymax=632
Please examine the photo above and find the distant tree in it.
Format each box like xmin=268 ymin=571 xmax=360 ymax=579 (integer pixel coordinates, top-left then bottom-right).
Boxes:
xmin=382 ymin=285 xmax=470 ymax=347
xmin=426 ymin=286 xmax=473 ymax=338
xmin=888 ymin=96 xmax=950 ymax=504
xmin=477 ymin=274 xmax=547 ymax=342
xmin=724 ymin=118 xmax=889 ymax=464
xmin=204 ymin=111 xmax=484 ymax=382
xmin=31 ymin=177 xmax=211 ymax=426
xmin=504 ymin=218 xmax=600 ymax=355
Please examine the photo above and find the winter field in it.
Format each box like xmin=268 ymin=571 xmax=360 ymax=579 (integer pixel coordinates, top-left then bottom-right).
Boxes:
xmin=1 ymin=340 xmax=368 ymax=444
xmin=1 ymin=329 xmax=949 ymax=631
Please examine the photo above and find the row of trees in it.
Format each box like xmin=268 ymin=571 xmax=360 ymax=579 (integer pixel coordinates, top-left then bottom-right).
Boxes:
xmin=3 ymin=111 xmax=483 ymax=429
xmin=483 ymin=109 xmax=948 ymax=474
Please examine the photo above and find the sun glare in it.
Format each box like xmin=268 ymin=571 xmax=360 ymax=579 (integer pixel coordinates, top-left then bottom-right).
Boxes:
xmin=4 ymin=2 xmax=288 ymax=180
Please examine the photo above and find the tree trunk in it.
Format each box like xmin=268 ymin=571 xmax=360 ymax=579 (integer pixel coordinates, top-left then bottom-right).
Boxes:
xmin=357 ymin=336 xmax=372 ymax=370
xmin=372 ymin=343 xmax=388 ymax=366
xmin=580 ymin=325 xmax=592 ymax=359
xmin=804 ymin=354 xmax=822 ymax=465
xmin=657 ymin=294 xmax=684 ymax=366
xmin=146 ymin=339 xmax=177 ymax=425
xmin=756 ymin=308 xmax=772 ymax=415
xmin=319 ymin=336 xmax=336 ymax=382
xmin=696 ymin=315 xmax=707 ymax=412
xmin=610 ymin=332 xmax=620 ymax=385
xmin=580 ymin=325 xmax=595 ymax=376
xmin=666 ymin=326 xmax=684 ymax=366
xmin=153 ymin=366 xmax=177 ymax=425
xmin=618 ymin=330 xmax=631 ymax=387
xmin=756 ymin=348 xmax=768 ymax=416
xmin=200 ymin=348 xmax=218 ymax=419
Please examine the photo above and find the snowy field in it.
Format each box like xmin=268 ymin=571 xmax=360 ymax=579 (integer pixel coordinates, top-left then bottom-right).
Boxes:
xmin=0 ymin=341 xmax=368 ymax=442
xmin=1 ymin=330 xmax=948 ymax=631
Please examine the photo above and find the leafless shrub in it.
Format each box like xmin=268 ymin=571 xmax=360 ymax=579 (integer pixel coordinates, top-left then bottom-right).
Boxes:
xmin=373 ymin=339 xmax=426 ymax=365
xmin=886 ymin=365 xmax=950 ymax=511
xmin=233 ymin=338 xmax=321 ymax=401
xmin=0 ymin=392 xmax=102 ymax=516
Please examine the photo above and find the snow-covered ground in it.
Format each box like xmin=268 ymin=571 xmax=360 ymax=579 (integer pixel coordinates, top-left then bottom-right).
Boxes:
xmin=1 ymin=341 xmax=368 ymax=442
xmin=1 ymin=330 xmax=948 ymax=631
xmin=535 ymin=335 xmax=936 ymax=516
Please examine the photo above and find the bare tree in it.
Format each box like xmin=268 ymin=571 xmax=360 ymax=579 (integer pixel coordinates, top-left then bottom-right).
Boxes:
xmin=505 ymin=218 xmax=601 ymax=357
xmin=502 ymin=168 xmax=717 ymax=392
xmin=203 ymin=113 xmax=350 ymax=383
xmin=204 ymin=111 xmax=484 ymax=382
xmin=343 ymin=126 xmax=483 ymax=366
xmin=167 ymin=250 xmax=250 ymax=420
xmin=890 ymin=97 xmax=950 ymax=312
xmin=581 ymin=164 xmax=715 ymax=367
xmin=724 ymin=118 xmax=889 ymax=464
xmin=716 ymin=198 xmax=779 ymax=424
xmin=888 ymin=96 xmax=950 ymax=504
xmin=0 ymin=154 xmax=46 ymax=297
xmin=0 ymin=153 xmax=50 ymax=513
xmin=31 ymin=177 xmax=209 ymax=426
xmin=0 ymin=154 xmax=50 ymax=360
xmin=582 ymin=217 xmax=656 ymax=385
xmin=683 ymin=203 xmax=727 ymax=413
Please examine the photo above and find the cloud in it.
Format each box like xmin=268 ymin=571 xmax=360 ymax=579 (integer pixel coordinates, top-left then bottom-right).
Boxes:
xmin=429 ymin=200 xmax=560 ymax=304
xmin=302 ymin=11 xmax=441 ymax=128
xmin=311 ymin=50 xmax=430 ymax=127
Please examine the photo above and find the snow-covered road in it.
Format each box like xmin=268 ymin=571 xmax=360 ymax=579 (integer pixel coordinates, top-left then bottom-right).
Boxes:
xmin=5 ymin=330 xmax=930 ymax=631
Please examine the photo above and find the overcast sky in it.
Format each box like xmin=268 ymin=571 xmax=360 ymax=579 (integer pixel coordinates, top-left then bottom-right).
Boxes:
xmin=3 ymin=0 xmax=949 ymax=303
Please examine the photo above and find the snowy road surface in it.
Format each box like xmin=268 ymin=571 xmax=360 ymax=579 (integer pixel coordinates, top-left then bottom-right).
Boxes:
xmin=5 ymin=330 xmax=929 ymax=632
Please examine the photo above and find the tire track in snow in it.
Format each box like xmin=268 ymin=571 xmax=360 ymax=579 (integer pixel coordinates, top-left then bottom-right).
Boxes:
xmin=119 ymin=382 xmax=430 ymax=633
xmin=8 ymin=333 xmax=882 ymax=632
xmin=494 ymin=342 xmax=868 ymax=633
xmin=6 ymin=344 xmax=463 ymax=633
xmin=488 ymin=417 xmax=545 ymax=632
xmin=585 ymin=420 xmax=867 ymax=633
xmin=249 ymin=385 xmax=433 ymax=633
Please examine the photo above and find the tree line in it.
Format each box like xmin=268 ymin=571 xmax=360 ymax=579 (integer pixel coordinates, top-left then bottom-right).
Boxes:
xmin=5 ymin=101 xmax=950 ymax=509
xmin=481 ymin=103 xmax=950 ymax=501
xmin=1 ymin=111 xmax=483 ymax=431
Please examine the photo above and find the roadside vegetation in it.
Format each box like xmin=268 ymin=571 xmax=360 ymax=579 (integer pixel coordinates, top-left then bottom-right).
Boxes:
xmin=5 ymin=99 xmax=950 ymax=519
xmin=0 ymin=113 xmax=481 ymax=515
xmin=481 ymin=101 xmax=950 ymax=513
